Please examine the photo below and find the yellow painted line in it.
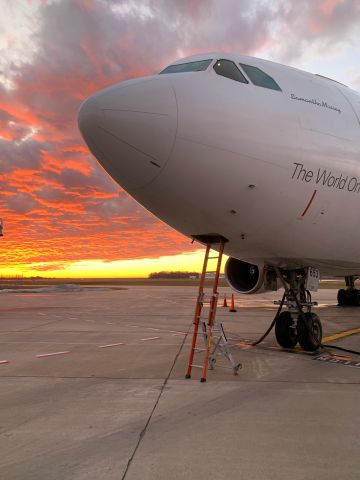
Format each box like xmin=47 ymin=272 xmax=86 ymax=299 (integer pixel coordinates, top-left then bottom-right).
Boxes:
xmin=322 ymin=327 xmax=360 ymax=344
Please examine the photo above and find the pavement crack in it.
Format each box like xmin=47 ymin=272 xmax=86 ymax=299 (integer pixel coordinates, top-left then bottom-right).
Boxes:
xmin=121 ymin=322 xmax=191 ymax=479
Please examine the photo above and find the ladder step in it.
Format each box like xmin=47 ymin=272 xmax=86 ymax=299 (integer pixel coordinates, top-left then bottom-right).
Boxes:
xmin=190 ymin=364 xmax=203 ymax=369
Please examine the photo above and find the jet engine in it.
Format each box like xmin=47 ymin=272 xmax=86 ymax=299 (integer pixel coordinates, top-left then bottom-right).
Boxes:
xmin=225 ymin=257 xmax=277 ymax=294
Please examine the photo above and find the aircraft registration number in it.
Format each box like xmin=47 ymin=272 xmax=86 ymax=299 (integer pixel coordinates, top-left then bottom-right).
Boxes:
xmin=306 ymin=267 xmax=320 ymax=292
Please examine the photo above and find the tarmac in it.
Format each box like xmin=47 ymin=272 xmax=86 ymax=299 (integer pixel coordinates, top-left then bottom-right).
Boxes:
xmin=0 ymin=285 xmax=359 ymax=479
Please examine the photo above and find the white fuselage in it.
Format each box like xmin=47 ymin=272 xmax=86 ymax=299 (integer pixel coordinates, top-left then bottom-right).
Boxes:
xmin=78 ymin=53 xmax=360 ymax=276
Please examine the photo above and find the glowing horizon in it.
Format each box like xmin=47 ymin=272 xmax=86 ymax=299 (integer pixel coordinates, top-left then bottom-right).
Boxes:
xmin=0 ymin=249 xmax=226 ymax=278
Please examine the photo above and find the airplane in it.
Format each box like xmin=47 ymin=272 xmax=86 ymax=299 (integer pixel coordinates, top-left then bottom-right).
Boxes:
xmin=78 ymin=52 xmax=360 ymax=352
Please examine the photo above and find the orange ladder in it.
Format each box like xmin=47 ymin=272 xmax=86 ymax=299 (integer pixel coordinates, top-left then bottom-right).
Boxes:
xmin=185 ymin=237 xmax=241 ymax=382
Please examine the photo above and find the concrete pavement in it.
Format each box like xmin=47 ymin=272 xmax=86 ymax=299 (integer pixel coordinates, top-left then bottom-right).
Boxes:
xmin=0 ymin=286 xmax=359 ymax=479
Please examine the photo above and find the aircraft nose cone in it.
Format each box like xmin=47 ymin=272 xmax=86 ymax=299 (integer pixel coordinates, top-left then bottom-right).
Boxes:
xmin=78 ymin=77 xmax=177 ymax=191
xmin=78 ymin=94 xmax=100 ymax=146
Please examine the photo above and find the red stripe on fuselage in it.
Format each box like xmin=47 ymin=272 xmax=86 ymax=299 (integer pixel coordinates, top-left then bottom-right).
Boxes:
xmin=301 ymin=190 xmax=317 ymax=217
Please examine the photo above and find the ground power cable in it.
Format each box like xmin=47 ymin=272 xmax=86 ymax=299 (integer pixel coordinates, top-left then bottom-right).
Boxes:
xmin=321 ymin=344 xmax=360 ymax=356
xmin=241 ymin=291 xmax=286 ymax=346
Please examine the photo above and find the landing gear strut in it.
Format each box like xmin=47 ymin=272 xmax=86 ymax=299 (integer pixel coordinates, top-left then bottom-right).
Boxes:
xmin=337 ymin=276 xmax=360 ymax=306
xmin=274 ymin=268 xmax=322 ymax=352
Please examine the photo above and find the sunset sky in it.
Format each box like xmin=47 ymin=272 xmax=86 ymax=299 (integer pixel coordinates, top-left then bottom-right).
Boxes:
xmin=1 ymin=0 xmax=359 ymax=278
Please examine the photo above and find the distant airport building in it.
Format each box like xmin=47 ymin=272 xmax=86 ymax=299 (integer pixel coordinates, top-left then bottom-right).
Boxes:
xmin=205 ymin=273 xmax=225 ymax=279
xmin=149 ymin=271 xmax=200 ymax=279
xmin=0 ymin=274 xmax=24 ymax=289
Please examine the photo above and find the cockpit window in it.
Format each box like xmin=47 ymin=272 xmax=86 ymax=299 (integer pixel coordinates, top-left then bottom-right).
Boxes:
xmin=239 ymin=63 xmax=282 ymax=91
xmin=213 ymin=59 xmax=248 ymax=83
xmin=159 ymin=59 xmax=212 ymax=74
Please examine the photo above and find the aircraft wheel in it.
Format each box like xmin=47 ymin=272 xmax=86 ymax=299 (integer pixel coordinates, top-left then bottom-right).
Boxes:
xmin=350 ymin=289 xmax=360 ymax=306
xmin=275 ymin=311 xmax=298 ymax=348
xmin=297 ymin=312 xmax=322 ymax=352
xmin=337 ymin=289 xmax=348 ymax=306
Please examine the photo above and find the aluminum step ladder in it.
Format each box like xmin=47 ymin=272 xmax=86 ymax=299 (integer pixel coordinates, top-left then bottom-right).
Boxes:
xmin=185 ymin=237 xmax=241 ymax=382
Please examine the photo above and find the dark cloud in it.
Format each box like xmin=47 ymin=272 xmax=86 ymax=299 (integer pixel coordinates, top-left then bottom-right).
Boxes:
xmin=0 ymin=109 xmax=13 ymax=122
xmin=0 ymin=138 xmax=44 ymax=172
xmin=5 ymin=192 xmax=39 ymax=214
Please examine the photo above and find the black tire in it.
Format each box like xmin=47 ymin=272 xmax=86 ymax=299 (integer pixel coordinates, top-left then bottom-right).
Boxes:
xmin=349 ymin=289 xmax=360 ymax=306
xmin=275 ymin=311 xmax=298 ymax=348
xmin=337 ymin=289 xmax=348 ymax=306
xmin=297 ymin=312 xmax=322 ymax=352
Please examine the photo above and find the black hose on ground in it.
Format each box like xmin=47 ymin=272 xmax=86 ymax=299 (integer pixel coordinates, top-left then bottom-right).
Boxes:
xmin=321 ymin=344 xmax=360 ymax=356
xmin=247 ymin=291 xmax=286 ymax=346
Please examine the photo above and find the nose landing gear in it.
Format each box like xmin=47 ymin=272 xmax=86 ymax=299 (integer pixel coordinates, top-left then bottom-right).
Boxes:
xmin=274 ymin=268 xmax=322 ymax=352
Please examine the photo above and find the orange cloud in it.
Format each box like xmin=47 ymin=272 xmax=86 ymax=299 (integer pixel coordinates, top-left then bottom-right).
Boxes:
xmin=1 ymin=0 xmax=359 ymax=276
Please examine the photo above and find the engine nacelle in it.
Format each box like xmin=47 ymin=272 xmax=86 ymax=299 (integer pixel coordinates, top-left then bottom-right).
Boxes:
xmin=225 ymin=257 xmax=277 ymax=294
